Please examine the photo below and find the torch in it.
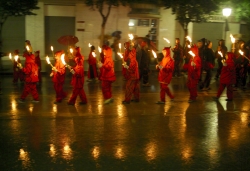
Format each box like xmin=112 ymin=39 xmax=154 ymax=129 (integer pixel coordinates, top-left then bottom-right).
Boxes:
xmin=9 ymin=53 xmax=13 ymax=62
xmin=239 ymin=50 xmax=250 ymax=62
xmin=51 ymin=46 xmax=54 ymax=57
xmin=152 ymin=50 xmax=159 ymax=64
xmin=230 ymin=34 xmax=235 ymax=53
xmin=46 ymin=56 xmax=54 ymax=67
xmin=218 ymin=51 xmax=225 ymax=63
xmin=163 ymin=38 xmax=170 ymax=44
xmin=117 ymin=52 xmax=124 ymax=63
xmin=26 ymin=45 xmax=30 ymax=53
xmin=119 ymin=43 xmax=121 ymax=53
xmin=188 ymin=50 xmax=196 ymax=68
xmin=61 ymin=53 xmax=75 ymax=74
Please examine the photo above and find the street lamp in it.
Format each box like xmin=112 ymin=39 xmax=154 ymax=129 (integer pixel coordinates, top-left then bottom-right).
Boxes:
xmin=222 ymin=8 xmax=231 ymax=40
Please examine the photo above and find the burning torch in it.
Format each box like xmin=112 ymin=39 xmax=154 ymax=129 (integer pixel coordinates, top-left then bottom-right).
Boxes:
xmin=239 ymin=50 xmax=250 ymax=62
xmin=51 ymin=46 xmax=54 ymax=57
xmin=61 ymin=53 xmax=75 ymax=74
xmin=46 ymin=56 xmax=54 ymax=67
xmin=230 ymin=34 xmax=235 ymax=53
xmin=188 ymin=50 xmax=196 ymax=68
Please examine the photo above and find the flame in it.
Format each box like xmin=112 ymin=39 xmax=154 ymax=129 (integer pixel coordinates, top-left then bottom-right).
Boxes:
xmin=117 ymin=52 xmax=123 ymax=59
xmin=218 ymin=51 xmax=223 ymax=57
xmin=88 ymin=43 xmax=92 ymax=47
xmin=98 ymin=46 xmax=102 ymax=53
xmin=60 ymin=54 xmax=66 ymax=65
xmin=230 ymin=34 xmax=235 ymax=43
xmin=14 ymin=55 xmax=19 ymax=62
xmin=51 ymin=46 xmax=54 ymax=51
xmin=187 ymin=45 xmax=191 ymax=48
xmin=188 ymin=50 xmax=195 ymax=57
xmin=70 ymin=48 xmax=73 ymax=54
xmin=119 ymin=43 xmax=121 ymax=49
xmin=9 ymin=53 xmax=12 ymax=60
xmin=92 ymin=52 xmax=96 ymax=57
xmin=239 ymin=50 xmax=244 ymax=56
xmin=128 ymin=34 xmax=134 ymax=40
xmin=163 ymin=38 xmax=170 ymax=43
xmin=186 ymin=36 xmax=192 ymax=42
xmin=46 ymin=56 xmax=51 ymax=64
xmin=26 ymin=45 xmax=30 ymax=51
xmin=152 ymin=50 xmax=157 ymax=58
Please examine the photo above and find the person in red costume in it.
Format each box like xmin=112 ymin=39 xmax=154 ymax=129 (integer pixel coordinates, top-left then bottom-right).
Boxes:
xmin=183 ymin=45 xmax=201 ymax=103
xmin=17 ymin=52 xmax=39 ymax=103
xmin=50 ymin=50 xmax=67 ymax=104
xmin=87 ymin=45 xmax=98 ymax=82
xmin=214 ymin=52 xmax=236 ymax=101
xmin=67 ymin=47 xmax=88 ymax=105
xmin=34 ymin=50 xmax=42 ymax=86
xmin=98 ymin=45 xmax=106 ymax=80
xmin=122 ymin=47 xmax=140 ymax=104
xmin=12 ymin=49 xmax=24 ymax=85
xmin=155 ymin=47 xmax=175 ymax=104
xmin=98 ymin=46 xmax=116 ymax=104
xmin=122 ymin=42 xmax=130 ymax=80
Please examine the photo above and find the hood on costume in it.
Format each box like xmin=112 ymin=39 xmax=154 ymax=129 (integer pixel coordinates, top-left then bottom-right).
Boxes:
xmin=162 ymin=47 xmax=171 ymax=57
xmin=103 ymin=46 xmax=112 ymax=59
xmin=55 ymin=50 xmax=64 ymax=57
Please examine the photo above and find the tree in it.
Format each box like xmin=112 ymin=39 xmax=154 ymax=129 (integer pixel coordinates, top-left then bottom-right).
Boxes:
xmin=160 ymin=0 xmax=223 ymax=39
xmin=233 ymin=0 xmax=250 ymax=30
xmin=0 ymin=0 xmax=39 ymax=54
xmin=82 ymin=0 xmax=153 ymax=46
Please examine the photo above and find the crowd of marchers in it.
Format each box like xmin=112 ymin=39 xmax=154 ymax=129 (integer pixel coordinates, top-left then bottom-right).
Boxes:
xmin=3 ymin=37 xmax=250 ymax=105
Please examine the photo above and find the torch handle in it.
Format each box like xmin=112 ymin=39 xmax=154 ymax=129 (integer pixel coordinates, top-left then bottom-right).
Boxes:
xmin=50 ymin=64 xmax=54 ymax=67
xmin=243 ymin=55 xmax=250 ymax=62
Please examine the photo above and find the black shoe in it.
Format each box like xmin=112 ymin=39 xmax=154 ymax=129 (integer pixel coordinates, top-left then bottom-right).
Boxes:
xmin=67 ymin=102 xmax=75 ymax=105
xmin=79 ymin=102 xmax=87 ymax=105
xmin=122 ymin=100 xmax=130 ymax=104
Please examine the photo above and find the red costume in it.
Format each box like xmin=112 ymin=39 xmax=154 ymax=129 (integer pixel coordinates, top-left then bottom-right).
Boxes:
xmin=156 ymin=47 xmax=175 ymax=103
xmin=12 ymin=50 xmax=24 ymax=84
xmin=68 ymin=47 xmax=87 ymax=105
xmin=51 ymin=50 xmax=67 ymax=103
xmin=98 ymin=45 xmax=106 ymax=80
xmin=34 ymin=50 xmax=42 ymax=85
xmin=183 ymin=45 xmax=201 ymax=102
xmin=122 ymin=48 xmax=140 ymax=103
xmin=18 ymin=52 xmax=39 ymax=102
xmin=87 ymin=46 xmax=98 ymax=81
xmin=216 ymin=52 xmax=236 ymax=100
xmin=99 ymin=46 xmax=116 ymax=104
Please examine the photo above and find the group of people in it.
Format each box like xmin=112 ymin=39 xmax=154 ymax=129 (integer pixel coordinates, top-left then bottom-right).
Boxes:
xmin=5 ymin=36 xmax=250 ymax=105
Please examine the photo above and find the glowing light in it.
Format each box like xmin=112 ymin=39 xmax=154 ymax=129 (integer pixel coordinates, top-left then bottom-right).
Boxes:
xmin=70 ymin=48 xmax=73 ymax=54
xmin=186 ymin=36 xmax=192 ymax=43
xmin=230 ymin=34 xmax=235 ymax=43
xmin=239 ymin=50 xmax=244 ymax=56
xmin=188 ymin=50 xmax=195 ymax=57
xmin=9 ymin=53 xmax=12 ymax=60
xmin=14 ymin=55 xmax=19 ymax=62
xmin=26 ymin=45 xmax=30 ymax=51
xmin=51 ymin=46 xmax=54 ymax=51
xmin=88 ymin=43 xmax=92 ymax=47
xmin=46 ymin=56 xmax=51 ymax=64
xmin=223 ymin=8 xmax=232 ymax=17
xmin=98 ymin=46 xmax=102 ymax=53
xmin=163 ymin=38 xmax=170 ymax=43
xmin=117 ymin=52 xmax=123 ymax=59
xmin=128 ymin=34 xmax=134 ymax=40
xmin=115 ymin=147 xmax=124 ymax=159
xmin=61 ymin=54 xmax=66 ymax=65
xmin=49 ymin=144 xmax=56 ymax=157
xmin=92 ymin=52 xmax=96 ymax=57
xmin=128 ymin=22 xmax=134 ymax=26
xmin=92 ymin=146 xmax=100 ymax=159
xmin=152 ymin=50 xmax=157 ymax=58
xmin=218 ymin=51 xmax=223 ymax=57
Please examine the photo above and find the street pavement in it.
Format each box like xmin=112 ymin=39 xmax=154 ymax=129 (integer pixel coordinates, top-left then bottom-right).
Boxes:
xmin=0 ymin=71 xmax=250 ymax=171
